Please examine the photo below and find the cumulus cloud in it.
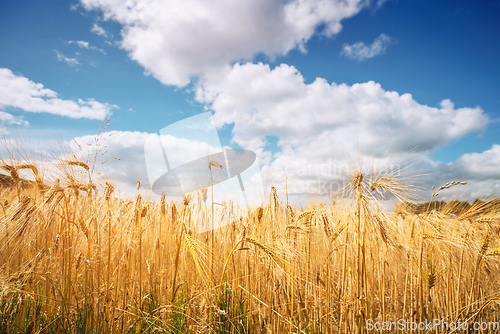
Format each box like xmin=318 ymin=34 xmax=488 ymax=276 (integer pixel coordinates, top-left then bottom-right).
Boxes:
xmin=0 ymin=111 xmax=29 ymax=126
xmin=73 ymin=130 xmax=222 ymax=179
xmin=196 ymin=62 xmax=488 ymax=157
xmin=194 ymin=62 xmax=490 ymax=203
xmin=446 ymin=144 xmax=500 ymax=182
xmin=72 ymin=130 xmax=261 ymax=205
xmin=0 ymin=68 xmax=116 ymax=119
xmin=55 ymin=50 xmax=80 ymax=66
xmin=72 ymin=131 xmax=150 ymax=188
xmin=80 ymin=0 xmax=373 ymax=86
xmin=340 ymin=33 xmax=394 ymax=61
xmin=408 ymin=146 xmax=500 ymax=202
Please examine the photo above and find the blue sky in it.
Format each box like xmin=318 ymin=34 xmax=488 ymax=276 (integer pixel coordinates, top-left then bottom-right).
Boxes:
xmin=1 ymin=0 xmax=499 ymax=204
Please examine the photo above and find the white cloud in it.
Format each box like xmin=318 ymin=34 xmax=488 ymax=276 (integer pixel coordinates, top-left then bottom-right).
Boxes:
xmin=0 ymin=111 xmax=29 ymax=126
xmin=55 ymin=50 xmax=80 ymax=66
xmin=71 ymin=131 xmax=150 ymax=186
xmin=0 ymin=68 xmax=116 ymax=120
xmin=71 ymin=131 xmax=229 ymax=199
xmin=197 ymin=62 xmax=488 ymax=157
xmin=340 ymin=33 xmax=394 ymax=61
xmin=80 ymin=0 xmax=373 ymax=86
xmin=68 ymin=40 xmax=107 ymax=54
xmin=91 ymin=23 xmax=107 ymax=37
xmin=408 ymin=145 xmax=500 ymax=202
xmin=194 ymin=62 xmax=490 ymax=203
xmin=447 ymin=144 xmax=500 ymax=181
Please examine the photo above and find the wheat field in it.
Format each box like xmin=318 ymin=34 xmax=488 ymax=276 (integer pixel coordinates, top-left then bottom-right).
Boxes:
xmin=1 ymin=145 xmax=500 ymax=333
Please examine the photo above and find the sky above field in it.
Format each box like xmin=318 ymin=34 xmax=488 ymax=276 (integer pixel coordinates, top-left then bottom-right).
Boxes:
xmin=1 ymin=0 xmax=500 ymax=206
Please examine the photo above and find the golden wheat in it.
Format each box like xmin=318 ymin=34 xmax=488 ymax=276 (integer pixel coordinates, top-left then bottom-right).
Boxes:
xmin=1 ymin=148 xmax=500 ymax=334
